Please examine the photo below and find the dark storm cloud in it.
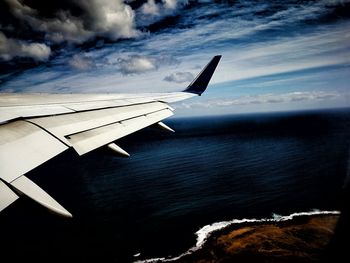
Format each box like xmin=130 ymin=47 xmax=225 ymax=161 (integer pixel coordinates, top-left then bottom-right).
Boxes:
xmin=4 ymin=0 xmax=140 ymax=44
xmin=1 ymin=0 xmax=191 ymax=46
xmin=0 ymin=0 xmax=191 ymax=80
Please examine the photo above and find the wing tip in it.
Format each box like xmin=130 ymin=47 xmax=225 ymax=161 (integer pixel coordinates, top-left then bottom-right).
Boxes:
xmin=184 ymin=55 xmax=222 ymax=95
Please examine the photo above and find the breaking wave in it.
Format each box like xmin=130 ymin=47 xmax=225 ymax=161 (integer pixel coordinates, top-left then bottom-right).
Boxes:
xmin=134 ymin=209 xmax=340 ymax=263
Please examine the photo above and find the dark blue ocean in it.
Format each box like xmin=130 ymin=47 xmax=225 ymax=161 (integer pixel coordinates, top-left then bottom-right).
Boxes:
xmin=1 ymin=108 xmax=350 ymax=262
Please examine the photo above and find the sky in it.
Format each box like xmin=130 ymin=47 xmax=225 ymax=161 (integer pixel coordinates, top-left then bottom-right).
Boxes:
xmin=0 ymin=0 xmax=349 ymax=116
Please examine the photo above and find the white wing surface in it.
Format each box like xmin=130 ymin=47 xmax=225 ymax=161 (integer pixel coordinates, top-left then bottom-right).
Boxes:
xmin=0 ymin=55 xmax=221 ymax=217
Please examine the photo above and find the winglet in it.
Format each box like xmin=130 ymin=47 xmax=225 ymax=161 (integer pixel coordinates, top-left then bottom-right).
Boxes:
xmin=184 ymin=55 xmax=221 ymax=95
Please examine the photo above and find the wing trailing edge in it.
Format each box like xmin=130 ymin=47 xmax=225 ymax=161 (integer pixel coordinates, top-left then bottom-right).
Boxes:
xmin=184 ymin=55 xmax=221 ymax=95
xmin=0 ymin=180 xmax=19 ymax=211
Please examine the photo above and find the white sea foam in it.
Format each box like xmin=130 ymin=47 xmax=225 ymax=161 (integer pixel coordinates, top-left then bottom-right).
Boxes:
xmin=134 ymin=209 xmax=340 ymax=263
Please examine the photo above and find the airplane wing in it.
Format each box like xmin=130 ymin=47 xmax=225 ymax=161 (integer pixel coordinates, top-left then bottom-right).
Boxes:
xmin=0 ymin=55 xmax=221 ymax=217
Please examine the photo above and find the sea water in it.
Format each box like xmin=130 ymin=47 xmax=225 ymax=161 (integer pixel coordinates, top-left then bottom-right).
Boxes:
xmin=1 ymin=108 xmax=349 ymax=262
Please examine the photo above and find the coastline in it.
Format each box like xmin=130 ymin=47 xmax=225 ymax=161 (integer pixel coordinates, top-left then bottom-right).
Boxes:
xmin=136 ymin=211 xmax=340 ymax=263
xmin=178 ymin=214 xmax=339 ymax=263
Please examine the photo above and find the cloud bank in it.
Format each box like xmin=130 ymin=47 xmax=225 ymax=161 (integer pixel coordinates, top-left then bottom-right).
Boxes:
xmin=178 ymin=91 xmax=341 ymax=109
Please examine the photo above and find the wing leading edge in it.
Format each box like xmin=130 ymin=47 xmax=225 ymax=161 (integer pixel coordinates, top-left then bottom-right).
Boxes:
xmin=0 ymin=55 xmax=221 ymax=217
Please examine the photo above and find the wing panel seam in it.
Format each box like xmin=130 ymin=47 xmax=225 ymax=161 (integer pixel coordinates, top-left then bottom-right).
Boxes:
xmin=24 ymin=120 xmax=71 ymax=148
xmin=63 ymin=105 xmax=173 ymax=138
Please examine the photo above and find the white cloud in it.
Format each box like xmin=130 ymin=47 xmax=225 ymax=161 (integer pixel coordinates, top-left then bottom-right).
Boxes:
xmin=113 ymin=54 xmax=180 ymax=75
xmin=0 ymin=32 xmax=51 ymax=61
xmin=68 ymin=54 xmax=95 ymax=71
xmin=141 ymin=0 xmax=160 ymax=16
xmin=138 ymin=0 xmax=188 ymax=24
xmin=163 ymin=71 xmax=194 ymax=83
xmin=117 ymin=55 xmax=157 ymax=75
xmin=77 ymin=0 xmax=140 ymax=40
xmin=163 ymin=0 xmax=180 ymax=10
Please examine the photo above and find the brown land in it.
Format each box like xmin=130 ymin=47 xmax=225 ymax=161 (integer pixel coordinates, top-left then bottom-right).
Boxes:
xmin=173 ymin=215 xmax=339 ymax=263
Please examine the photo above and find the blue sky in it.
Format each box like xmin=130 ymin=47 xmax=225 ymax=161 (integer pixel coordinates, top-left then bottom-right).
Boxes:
xmin=0 ymin=0 xmax=349 ymax=116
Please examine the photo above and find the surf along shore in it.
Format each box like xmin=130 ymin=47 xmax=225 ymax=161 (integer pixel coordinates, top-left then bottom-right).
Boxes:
xmin=143 ymin=213 xmax=342 ymax=263
xmin=177 ymin=214 xmax=339 ymax=263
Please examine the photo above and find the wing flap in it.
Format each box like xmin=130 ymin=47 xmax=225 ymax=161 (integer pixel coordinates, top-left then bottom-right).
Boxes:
xmin=29 ymin=102 xmax=169 ymax=142
xmin=63 ymin=99 xmax=133 ymax=111
xmin=67 ymin=108 xmax=173 ymax=155
xmin=0 ymin=93 xmax=194 ymax=124
xmin=0 ymin=120 xmax=68 ymax=183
